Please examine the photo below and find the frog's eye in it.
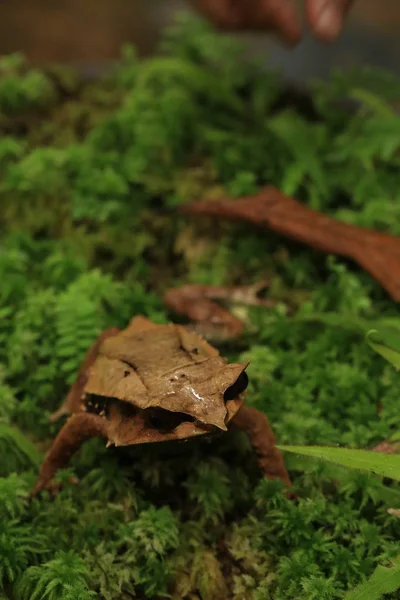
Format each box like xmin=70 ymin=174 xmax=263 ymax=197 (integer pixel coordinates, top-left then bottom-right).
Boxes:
xmin=224 ymin=371 xmax=249 ymax=401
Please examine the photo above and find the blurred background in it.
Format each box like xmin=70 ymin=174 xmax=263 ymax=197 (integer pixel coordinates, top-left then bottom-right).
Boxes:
xmin=1 ymin=0 xmax=400 ymax=83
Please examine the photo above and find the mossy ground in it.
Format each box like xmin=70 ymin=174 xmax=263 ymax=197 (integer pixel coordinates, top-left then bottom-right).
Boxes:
xmin=1 ymin=14 xmax=400 ymax=600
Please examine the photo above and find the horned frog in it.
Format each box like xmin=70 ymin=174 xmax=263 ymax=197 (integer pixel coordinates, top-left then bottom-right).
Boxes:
xmin=32 ymin=284 xmax=291 ymax=495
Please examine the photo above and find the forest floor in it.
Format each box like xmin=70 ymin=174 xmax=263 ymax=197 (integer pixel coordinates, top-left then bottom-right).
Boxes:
xmin=1 ymin=15 xmax=400 ymax=600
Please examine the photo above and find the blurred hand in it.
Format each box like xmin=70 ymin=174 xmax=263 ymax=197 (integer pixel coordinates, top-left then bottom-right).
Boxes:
xmin=190 ymin=0 xmax=355 ymax=44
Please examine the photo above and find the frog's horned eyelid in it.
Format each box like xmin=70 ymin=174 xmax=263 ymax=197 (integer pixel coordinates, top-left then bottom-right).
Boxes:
xmin=223 ymin=371 xmax=249 ymax=401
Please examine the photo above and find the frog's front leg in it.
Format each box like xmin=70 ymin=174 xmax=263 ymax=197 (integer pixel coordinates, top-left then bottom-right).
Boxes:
xmin=49 ymin=327 xmax=120 ymax=423
xmin=31 ymin=413 xmax=109 ymax=496
xmin=164 ymin=282 xmax=275 ymax=341
xmin=230 ymin=405 xmax=291 ymax=487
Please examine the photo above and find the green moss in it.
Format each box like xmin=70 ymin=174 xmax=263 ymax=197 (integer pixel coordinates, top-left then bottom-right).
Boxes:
xmin=1 ymin=12 xmax=400 ymax=600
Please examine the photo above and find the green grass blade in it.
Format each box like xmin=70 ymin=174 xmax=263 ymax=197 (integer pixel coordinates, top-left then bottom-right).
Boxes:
xmin=345 ymin=558 xmax=400 ymax=600
xmin=295 ymin=313 xmax=400 ymax=335
xmin=366 ymin=328 xmax=400 ymax=369
xmin=278 ymin=445 xmax=400 ymax=481
xmin=0 ymin=422 xmax=42 ymax=469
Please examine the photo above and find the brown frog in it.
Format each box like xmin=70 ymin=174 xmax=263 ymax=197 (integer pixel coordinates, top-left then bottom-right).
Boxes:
xmin=32 ymin=283 xmax=290 ymax=496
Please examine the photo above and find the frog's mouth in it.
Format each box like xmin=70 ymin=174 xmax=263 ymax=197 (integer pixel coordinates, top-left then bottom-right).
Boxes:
xmin=84 ymin=392 xmax=245 ymax=446
xmin=85 ymin=394 xmax=211 ymax=446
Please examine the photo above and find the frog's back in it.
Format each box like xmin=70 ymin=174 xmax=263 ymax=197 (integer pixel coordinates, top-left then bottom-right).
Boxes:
xmin=83 ymin=320 xmax=246 ymax=429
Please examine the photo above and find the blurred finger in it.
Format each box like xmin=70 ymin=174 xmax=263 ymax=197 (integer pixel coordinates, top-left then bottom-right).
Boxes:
xmin=190 ymin=0 xmax=302 ymax=44
xmin=189 ymin=0 xmax=244 ymax=29
xmin=260 ymin=0 xmax=302 ymax=44
xmin=306 ymin=0 xmax=354 ymax=41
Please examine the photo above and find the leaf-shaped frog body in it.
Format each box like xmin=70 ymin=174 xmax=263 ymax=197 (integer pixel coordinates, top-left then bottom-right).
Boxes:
xmin=83 ymin=320 xmax=249 ymax=446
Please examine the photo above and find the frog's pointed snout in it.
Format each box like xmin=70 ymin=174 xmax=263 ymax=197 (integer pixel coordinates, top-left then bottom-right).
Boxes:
xmin=214 ymin=420 xmax=228 ymax=432
xmin=206 ymin=407 xmax=228 ymax=432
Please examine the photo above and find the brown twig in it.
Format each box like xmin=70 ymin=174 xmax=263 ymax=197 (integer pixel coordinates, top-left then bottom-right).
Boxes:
xmin=182 ymin=186 xmax=400 ymax=302
xmin=164 ymin=282 xmax=275 ymax=340
xmin=371 ymin=441 xmax=399 ymax=454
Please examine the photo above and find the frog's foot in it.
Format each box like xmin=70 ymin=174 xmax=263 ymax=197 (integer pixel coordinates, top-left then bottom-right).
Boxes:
xmin=164 ymin=281 xmax=275 ymax=341
xmin=31 ymin=475 xmax=79 ymax=498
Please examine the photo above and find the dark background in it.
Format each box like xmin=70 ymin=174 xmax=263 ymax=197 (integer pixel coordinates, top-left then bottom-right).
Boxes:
xmin=1 ymin=0 xmax=400 ymax=82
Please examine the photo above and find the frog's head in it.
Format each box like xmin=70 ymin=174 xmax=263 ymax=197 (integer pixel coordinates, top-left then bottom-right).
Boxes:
xmin=83 ymin=325 xmax=250 ymax=446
